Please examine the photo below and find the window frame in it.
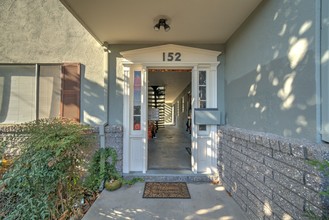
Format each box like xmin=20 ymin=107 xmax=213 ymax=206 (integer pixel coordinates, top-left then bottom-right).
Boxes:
xmin=0 ymin=63 xmax=80 ymax=124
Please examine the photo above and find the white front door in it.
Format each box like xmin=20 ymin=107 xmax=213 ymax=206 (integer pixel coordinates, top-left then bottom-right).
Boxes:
xmin=120 ymin=44 xmax=221 ymax=174
xmin=122 ymin=64 xmax=148 ymax=173
xmin=191 ymin=66 xmax=218 ymax=174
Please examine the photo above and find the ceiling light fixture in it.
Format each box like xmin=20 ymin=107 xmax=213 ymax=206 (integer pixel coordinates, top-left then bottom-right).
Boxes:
xmin=102 ymin=41 xmax=110 ymax=52
xmin=154 ymin=18 xmax=170 ymax=32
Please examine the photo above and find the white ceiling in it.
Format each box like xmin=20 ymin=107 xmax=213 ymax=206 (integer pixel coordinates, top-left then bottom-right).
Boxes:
xmin=60 ymin=0 xmax=263 ymax=44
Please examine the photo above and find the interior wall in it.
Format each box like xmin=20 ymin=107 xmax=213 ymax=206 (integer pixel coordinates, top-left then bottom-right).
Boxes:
xmin=225 ymin=0 xmax=318 ymax=141
xmin=173 ymin=84 xmax=191 ymax=131
xmin=0 ymin=0 xmax=105 ymax=125
xmin=164 ymin=103 xmax=173 ymax=125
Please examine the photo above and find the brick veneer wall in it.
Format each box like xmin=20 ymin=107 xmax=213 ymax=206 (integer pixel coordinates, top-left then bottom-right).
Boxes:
xmin=0 ymin=125 xmax=27 ymax=156
xmin=104 ymin=125 xmax=123 ymax=174
xmin=0 ymin=124 xmax=124 ymax=173
xmin=218 ymin=125 xmax=329 ymax=220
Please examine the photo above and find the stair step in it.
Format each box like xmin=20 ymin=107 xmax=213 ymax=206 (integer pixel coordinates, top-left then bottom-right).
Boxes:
xmin=123 ymin=170 xmax=218 ymax=183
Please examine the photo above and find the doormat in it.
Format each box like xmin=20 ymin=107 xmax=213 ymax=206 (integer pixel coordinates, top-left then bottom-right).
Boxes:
xmin=143 ymin=182 xmax=191 ymax=199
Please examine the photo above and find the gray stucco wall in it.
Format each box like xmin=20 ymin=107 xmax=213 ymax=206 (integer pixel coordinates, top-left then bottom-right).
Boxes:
xmin=108 ymin=44 xmax=224 ymax=125
xmin=0 ymin=0 xmax=106 ymax=125
xmin=225 ymin=0 xmax=318 ymax=141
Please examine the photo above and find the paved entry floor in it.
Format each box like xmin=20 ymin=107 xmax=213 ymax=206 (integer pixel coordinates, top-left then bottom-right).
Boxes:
xmin=148 ymin=125 xmax=191 ymax=170
xmin=82 ymin=182 xmax=248 ymax=220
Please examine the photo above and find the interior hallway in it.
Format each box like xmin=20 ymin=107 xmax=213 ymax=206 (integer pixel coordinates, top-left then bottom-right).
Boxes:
xmin=148 ymin=125 xmax=191 ymax=170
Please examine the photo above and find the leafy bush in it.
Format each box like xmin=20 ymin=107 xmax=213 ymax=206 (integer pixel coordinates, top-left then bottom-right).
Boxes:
xmin=83 ymin=148 xmax=120 ymax=191
xmin=0 ymin=118 xmax=96 ymax=220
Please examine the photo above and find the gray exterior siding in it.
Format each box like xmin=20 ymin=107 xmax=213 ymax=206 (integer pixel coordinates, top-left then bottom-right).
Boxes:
xmin=0 ymin=0 xmax=106 ymax=125
xmin=225 ymin=0 xmax=318 ymax=141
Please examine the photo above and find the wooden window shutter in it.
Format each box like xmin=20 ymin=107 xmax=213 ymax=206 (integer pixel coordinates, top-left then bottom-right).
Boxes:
xmin=61 ymin=63 xmax=81 ymax=122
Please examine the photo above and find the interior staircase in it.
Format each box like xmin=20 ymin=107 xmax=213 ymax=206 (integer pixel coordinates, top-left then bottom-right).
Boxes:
xmin=148 ymin=86 xmax=165 ymax=128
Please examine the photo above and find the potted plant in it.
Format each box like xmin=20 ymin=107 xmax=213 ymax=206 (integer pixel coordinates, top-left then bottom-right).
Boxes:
xmin=103 ymin=148 xmax=122 ymax=191
xmin=84 ymin=148 xmax=143 ymax=192
xmin=104 ymin=178 xmax=122 ymax=191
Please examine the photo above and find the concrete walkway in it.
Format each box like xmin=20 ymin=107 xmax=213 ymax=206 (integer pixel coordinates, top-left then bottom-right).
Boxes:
xmin=82 ymin=182 xmax=248 ymax=220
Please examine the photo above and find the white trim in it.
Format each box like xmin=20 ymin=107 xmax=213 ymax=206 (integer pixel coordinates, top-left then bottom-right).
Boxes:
xmin=119 ymin=44 xmax=221 ymax=173
xmin=321 ymin=0 xmax=329 ymax=142
xmin=121 ymin=44 xmax=221 ymax=59
xmin=122 ymin=64 xmax=130 ymax=173
xmin=315 ymin=0 xmax=321 ymax=142
xmin=191 ymin=66 xmax=198 ymax=173
xmin=142 ymin=67 xmax=148 ymax=173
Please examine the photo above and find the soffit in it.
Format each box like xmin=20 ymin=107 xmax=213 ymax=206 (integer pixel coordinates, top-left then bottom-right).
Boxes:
xmin=60 ymin=0 xmax=263 ymax=44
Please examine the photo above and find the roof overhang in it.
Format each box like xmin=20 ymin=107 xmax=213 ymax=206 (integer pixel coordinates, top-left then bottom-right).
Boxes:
xmin=60 ymin=0 xmax=263 ymax=45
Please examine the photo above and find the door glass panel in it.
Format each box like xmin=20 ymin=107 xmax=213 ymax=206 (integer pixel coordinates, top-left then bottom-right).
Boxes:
xmin=199 ymin=86 xmax=206 ymax=100
xmin=198 ymin=70 xmax=207 ymax=131
xmin=199 ymin=101 xmax=206 ymax=109
xmin=134 ymin=106 xmax=141 ymax=115
xmin=199 ymin=71 xmax=206 ymax=85
xmin=133 ymin=71 xmax=141 ymax=130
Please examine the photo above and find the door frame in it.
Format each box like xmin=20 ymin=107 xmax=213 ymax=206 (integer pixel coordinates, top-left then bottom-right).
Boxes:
xmin=119 ymin=44 xmax=221 ymax=174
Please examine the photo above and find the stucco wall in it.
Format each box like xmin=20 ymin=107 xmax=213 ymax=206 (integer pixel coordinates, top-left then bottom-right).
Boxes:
xmin=0 ymin=0 xmax=106 ymax=125
xmin=225 ymin=0 xmax=318 ymax=141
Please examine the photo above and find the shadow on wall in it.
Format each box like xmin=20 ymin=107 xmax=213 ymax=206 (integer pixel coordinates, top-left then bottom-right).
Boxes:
xmin=80 ymin=65 xmax=106 ymax=125
xmin=226 ymin=0 xmax=320 ymax=141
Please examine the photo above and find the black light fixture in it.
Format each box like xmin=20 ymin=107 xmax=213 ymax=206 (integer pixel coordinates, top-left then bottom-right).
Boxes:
xmin=154 ymin=18 xmax=170 ymax=32
xmin=102 ymin=41 xmax=110 ymax=52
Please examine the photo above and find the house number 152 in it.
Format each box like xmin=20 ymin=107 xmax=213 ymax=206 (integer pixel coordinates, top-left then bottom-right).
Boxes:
xmin=162 ymin=52 xmax=181 ymax=61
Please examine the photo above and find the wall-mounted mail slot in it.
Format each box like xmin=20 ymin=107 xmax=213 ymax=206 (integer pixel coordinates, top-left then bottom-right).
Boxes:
xmin=194 ymin=108 xmax=221 ymax=125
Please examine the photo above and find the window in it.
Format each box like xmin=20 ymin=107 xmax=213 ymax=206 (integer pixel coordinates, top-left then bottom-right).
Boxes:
xmin=0 ymin=65 xmax=36 ymax=123
xmin=181 ymin=96 xmax=185 ymax=113
xmin=177 ymin=101 xmax=180 ymax=116
xmin=133 ymin=71 xmax=141 ymax=130
xmin=198 ymin=70 xmax=207 ymax=131
xmin=0 ymin=63 xmax=80 ymax=124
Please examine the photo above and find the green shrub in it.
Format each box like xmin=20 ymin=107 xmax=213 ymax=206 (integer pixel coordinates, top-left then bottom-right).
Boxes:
xmin=83 ymin=148 xmax=120 ymax=191
xmin=83 ymin=147 xmax=143 ymax=192
xmin=0 ymin=118 xmax=96 ymax=220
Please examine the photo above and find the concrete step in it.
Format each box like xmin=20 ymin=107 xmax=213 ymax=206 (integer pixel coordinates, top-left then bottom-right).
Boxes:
xmin=123 ymin=170 xmax=219 ymax=183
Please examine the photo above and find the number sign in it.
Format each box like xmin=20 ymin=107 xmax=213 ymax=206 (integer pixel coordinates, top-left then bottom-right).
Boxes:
xmin=162 ymin=52 xmax=181 ymax=61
